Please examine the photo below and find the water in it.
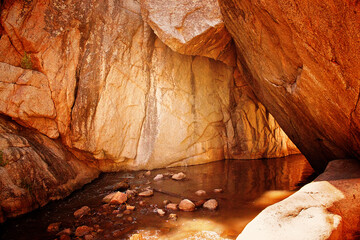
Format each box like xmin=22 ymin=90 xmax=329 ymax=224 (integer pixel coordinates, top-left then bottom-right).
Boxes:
xmin=0 ymin=154 xmax=314 ymax=240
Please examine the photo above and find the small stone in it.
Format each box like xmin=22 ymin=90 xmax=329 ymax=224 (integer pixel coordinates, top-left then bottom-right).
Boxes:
xmin=172 ymin=172 xmax=186 ymax=180
xmin=102 ymin=203 xmax=110 ymax=209
xmin=139 ymin=201 xmax=146 ymax=206
xmin=112 ymin=210 xmax=120 ymax=214
xmin=57 ymin=228 xmax=71 ymax=236
xmin=47 ymin=222 xmax=61 ymax=232
xmin=110 ymin=192 xmax=128 ymax=205
xmin=113 ymin=181 xmax=129 ymax=190
xmin=145 ymin=171 xmax=151 ymax=176
xmin=214 ymin=188 xmax=223 ymax=193
xmin=179 ymin=199 xmax=195 ymax=211
xmin=127 ymin=216 xmax=133 ymax=222
xmin=165 ymin=203 xmax=178 ymax=210
xmin=59 ymin=235 xmax=71 ymax=240
xmin=112 ymin=230 xmax=122 ymax=238
xmin=123 ymin=209 xmax=132 ymax=215
xmin=157 ymin=209 xmax=166 ymax=216
xmin=139 ymin=189 xmax=154 ymax=197
xmin=168 ymin=213 xmax=177 ymax=221
xmin=116 ymin=214 xmax=124 ymax=218
xmin=84 ymin=234 xmax=94 ymax=240
xmin=163 ymin=200 xmax=170 ymax=205
xmin=102 ymin=192 xmax=117 ymax=203
xmin=153 ymin=174 xmax=164 ymax=181
xmin=74 ymin=206 xmax=91 ymax=218
xmin=130 ymin=233 xmax=144 ymax=240
xmin=203 ymin=199 xmax=218 ymax=210
xmin=195 ymin=199 xmax=206 ymax=207
xmin=126 ymin=189 xmax=137 ymax=198
xmin=126 ymin=205 xmax=136 ymax=210
xmin=75 ymin=226 xmax=93 ymax=237
xmin=195 ymin=190 xmax=206 ymax=196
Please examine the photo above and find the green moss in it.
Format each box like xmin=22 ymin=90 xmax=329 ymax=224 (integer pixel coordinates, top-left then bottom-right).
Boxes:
xmin=21 ymin=52 xmax=33 ymax=70
xmin=0 ymin=150 xmax=8 ymax=167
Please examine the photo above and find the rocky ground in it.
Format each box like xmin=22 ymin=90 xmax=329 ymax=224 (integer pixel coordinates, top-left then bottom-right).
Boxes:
xmin=47 ymin=171 xmax=223 ymax=240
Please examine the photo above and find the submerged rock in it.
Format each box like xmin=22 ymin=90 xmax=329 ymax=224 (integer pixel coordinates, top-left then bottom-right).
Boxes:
xmin=195 ymin=190 xmax=207 ymax=196
xmin=113 ymin=181 xmax=130 ymax=191
xmin=153 ymin=174 xmax=164 ymax=181
xmin=157 ymin=209 xmax=166 ymax=216
xmin=57 ymin=228 xmax=71 ymax=236
xmin=172 ymin=172 xmax=186 ymax=181
xmin=102 ymin=193 xmax=117 ymax=203
xmin=166 ymin=203 xmax=178 ymax=211
xmin=47 ymin=222 xmax=61 ymax=233
xmin=168 ymin=213 xmax=178 ymax=221
xmin=75 ymin=226 xmax=93 ymax=237
xmin=109 ymin=192 xmax=128 ymax=205
xmin=74 ymin=206 xmax=91 ymax=218
xmin=139 ymin=190 xmax=154 ymax=197
xmin=179 ymin=199 xmax=195 ymax=212
xmin=203 ymin=199 xmax=218 ymax=210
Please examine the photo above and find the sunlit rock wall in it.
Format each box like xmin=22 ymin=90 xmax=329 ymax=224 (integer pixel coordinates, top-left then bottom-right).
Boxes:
xmin=219 ymin=0 xmax=360 ymax=172
xmin=0 ymin=0 xmax=297 ymax=172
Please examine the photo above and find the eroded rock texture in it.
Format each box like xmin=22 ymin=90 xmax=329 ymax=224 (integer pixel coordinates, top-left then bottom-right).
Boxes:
xmin=0 ymin=116 xmax=99 ymax=223
xmin=219 ymin=0 xmax=360 ymax=172
xmin=238 ymin=159 xmax=360 ymax=240
xmin=140 ymin=0 xmax=236 ymax=66
xmin=0 ymin=0 xmax=297 ymax=172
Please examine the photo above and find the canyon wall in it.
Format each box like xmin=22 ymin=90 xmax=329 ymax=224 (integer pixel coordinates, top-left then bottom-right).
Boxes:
xmin=0 ymin=0 xmax=297 ymax=172
xmin=0 ymin=0 xmax=298 ymax=220
xmin=219 ymin=0 xmax=360 ymax=172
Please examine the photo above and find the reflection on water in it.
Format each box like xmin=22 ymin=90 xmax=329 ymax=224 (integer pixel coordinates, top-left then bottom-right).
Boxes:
xmin=0 ymin=154 xmax=314 ymax=240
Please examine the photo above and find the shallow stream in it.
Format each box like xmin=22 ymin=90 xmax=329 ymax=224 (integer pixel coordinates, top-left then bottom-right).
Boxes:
xmin=0 ymin=154 xmax=315 ymax=240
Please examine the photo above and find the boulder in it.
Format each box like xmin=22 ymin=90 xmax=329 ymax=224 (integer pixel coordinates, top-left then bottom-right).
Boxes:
xmin=140 ymin=0 xmax=236 ymax=66
xmin=237 ymin=159 xmax=360 ymax=239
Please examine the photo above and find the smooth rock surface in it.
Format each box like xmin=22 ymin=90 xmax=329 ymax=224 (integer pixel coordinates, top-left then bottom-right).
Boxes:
xmin=237 ymin=159 xmax=360 ymax=240
xmin=219 ymin=0 xmax=360 ymax=172
xmin=140 ymin=0 xmax=236 ymax=66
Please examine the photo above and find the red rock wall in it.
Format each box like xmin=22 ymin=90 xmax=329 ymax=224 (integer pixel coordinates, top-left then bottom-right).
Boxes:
xmin=219 ymin=0 xmax=360 ymax=172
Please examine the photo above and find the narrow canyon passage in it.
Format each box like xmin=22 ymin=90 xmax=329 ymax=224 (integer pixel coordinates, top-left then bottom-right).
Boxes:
xmin=1 ymin=0 xmax=360 ymax=239
xmin=0 ymin=155 xmax=314 ymax=240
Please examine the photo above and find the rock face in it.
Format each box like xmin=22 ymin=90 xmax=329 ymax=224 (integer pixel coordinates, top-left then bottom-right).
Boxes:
xmin=238 ymin=159 xmax=360 ymax=240
xmin=0 ymin=0 xmax=298 ymax=173
xmin=140 ymin=0 xmax=236 ymax=66
xmin=219 ymin=0 xmax=360 ymax=172
xmin=0 ymin=116 xmax=99 ymax=223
